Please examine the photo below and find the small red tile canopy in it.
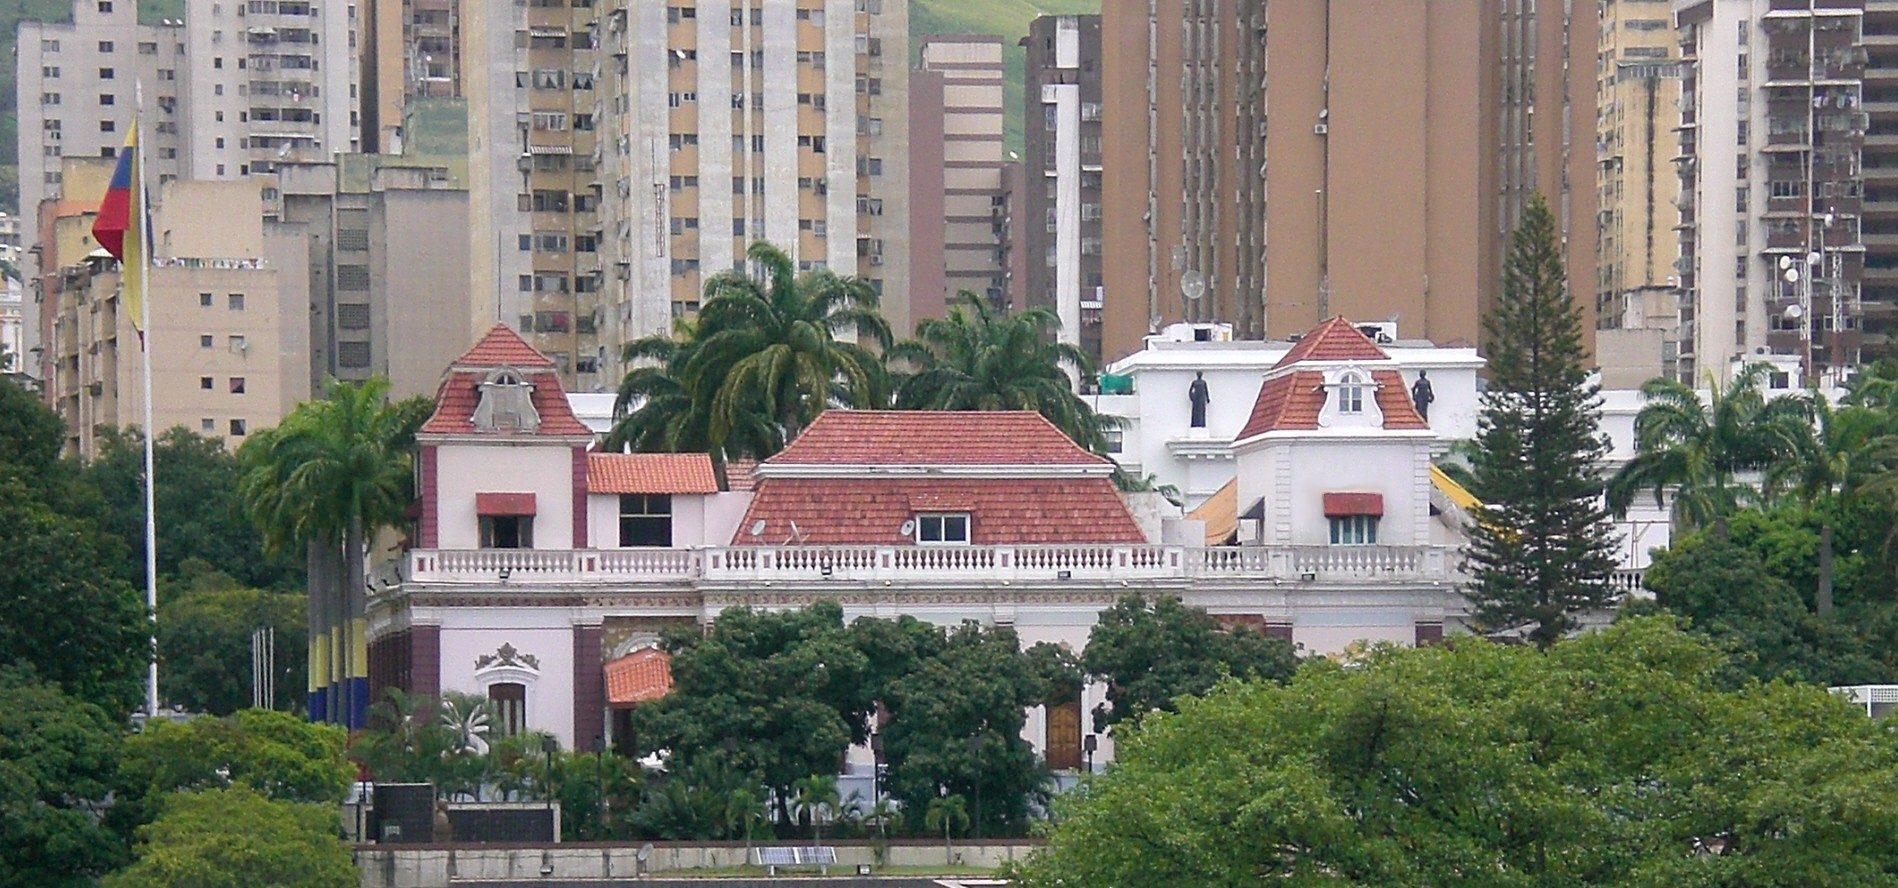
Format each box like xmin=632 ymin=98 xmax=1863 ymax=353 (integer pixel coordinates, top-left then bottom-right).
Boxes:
xmin=1322 ymin=492 xmax=1384 ymax=517
xmin=475 ymin=492 xmax=537 ymax=516
xmin=604 ymin=648 xmax=672 ymax=708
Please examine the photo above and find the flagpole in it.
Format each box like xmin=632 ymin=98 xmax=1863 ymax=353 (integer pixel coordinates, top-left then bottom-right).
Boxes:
xmin=135 ymin=82 xmax=159 ymax=720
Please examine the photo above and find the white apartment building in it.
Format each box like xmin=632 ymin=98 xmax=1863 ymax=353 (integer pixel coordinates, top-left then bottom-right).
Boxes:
xmin=184 ymin=0 xmax=361 ymax=178
xmin=591 ymin=0 xmax=912 ymax=375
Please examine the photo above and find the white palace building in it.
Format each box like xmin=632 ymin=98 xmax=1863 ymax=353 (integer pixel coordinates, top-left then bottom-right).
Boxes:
xmin=368 ymin=319 xmax=1532 ymax=771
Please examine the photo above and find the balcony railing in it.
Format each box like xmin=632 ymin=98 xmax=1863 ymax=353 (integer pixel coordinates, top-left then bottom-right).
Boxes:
xmin=403 ymin=544 xmax=1458 ymax=586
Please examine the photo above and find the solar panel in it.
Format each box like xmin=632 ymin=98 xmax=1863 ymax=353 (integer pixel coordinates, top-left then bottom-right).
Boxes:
xmin=754 ymin=846 xmax=838 ymax=872
xmin=755 ymin=847 xmax=799 ymax=866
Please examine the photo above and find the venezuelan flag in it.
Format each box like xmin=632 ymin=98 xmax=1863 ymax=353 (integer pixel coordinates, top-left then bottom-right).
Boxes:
xmin=90 ymin=126 xmax=150 ymax=332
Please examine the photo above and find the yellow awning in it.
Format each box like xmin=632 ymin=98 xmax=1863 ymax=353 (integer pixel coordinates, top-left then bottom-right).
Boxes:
xmin=1429 ymin=464 xmax=1482 ymax=511
xmin=1188 ymin=478 xmax=1238 ymax=545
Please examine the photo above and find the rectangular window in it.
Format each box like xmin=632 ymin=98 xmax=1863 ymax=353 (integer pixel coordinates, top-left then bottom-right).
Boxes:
xmin=229 ymin=419 xmax=247 ymax=437
xmin=199 ymin=334 xmax=214 ymax=348
xmin=618 ymin=494 xmax=672 ymax=547
xmin=1328 ymin=515 xmax=1379 ymax=545
xmin=229 ymin=377 xmax=246 ymax=394
xmin=488 ymin=683 xmax=526 ymax=736
xmin=916 ymin=513 xmax=970 ymax=545
xmin=200 ymin=376 xmax=214 ymax=390
xmin=199 ymin=292 xmax=213 ymax=307
xmin=479 ymin=515 xmax=532 ymax=549
xmin=227 ymin=293 xmax=244 ymax=310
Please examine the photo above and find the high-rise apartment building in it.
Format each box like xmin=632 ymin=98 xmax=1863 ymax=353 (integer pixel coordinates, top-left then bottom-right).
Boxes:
xmin=590 ymin=0 xmax=912 ymax=380
xmin=908 ymin=36 xmax=1007 ymax=324
xmin=46 ymin=176 xmax=312 ymax=457
xmin=1099 ymin=0 xmax=1264 ymax=361
xmin=1023 ymin=15 xmax=1103 ymax=363
xmin=360 ymin=0 xmax=459 ymax=152
xmin=1675 ymin=0 xmax=1867 ymax=385
xmin=183 ymin=0 xmax=361 ymax=178
xmin=1595 ymin=0 xmax=1685 ymax=380
xmin=1099 ymin=0 xmax=1596 ymax=362
xmin=464 ymin=0 xmax=601 ymax=390
xmin=271 ymin=155 xmax=472 ymax=398
xmin=1861 ymin=2 xmax=1898 ymax=362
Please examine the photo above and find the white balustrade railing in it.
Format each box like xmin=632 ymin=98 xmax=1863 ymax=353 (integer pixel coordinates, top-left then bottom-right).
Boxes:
xmin=405 ymin=543 xmax=1456 ymax=586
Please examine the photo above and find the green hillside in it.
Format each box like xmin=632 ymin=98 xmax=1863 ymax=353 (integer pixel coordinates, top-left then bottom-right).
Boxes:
xmin=911 ymin=0 xmax=1100 ymax=157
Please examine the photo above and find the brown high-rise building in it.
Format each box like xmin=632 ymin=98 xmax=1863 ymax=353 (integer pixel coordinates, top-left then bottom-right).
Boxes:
xmin=1100 ymin=0 xmax=1598 ymax=362
xmin=1023 ymin=15 xmax=1105 ymax=364
xmin=909 ymin=36 xmax=1010 ymax=325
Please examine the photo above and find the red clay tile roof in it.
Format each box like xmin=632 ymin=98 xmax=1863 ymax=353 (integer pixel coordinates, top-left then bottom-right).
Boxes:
xmin=1235 ymin=371 xmax=1327 ymax=438
xmin=1370 ymin=369 xmax=1429 ymax=430
xmin=766 ymin=411 xmax=1109 ymax=467
xmin=419 ymin=328 xmax=592 ymax=438
xmin=1322 ymin=492 xmax=1385 ymax=517
xmin=1235 ymin=371 xmax=1429 ymax=441
xmin=455 ymin=324 xmax=556 ymax=368
xmin=732 ymin=477 xmax=1145 ymax=545
xmin=721 ymin=459 xmax=760 ymax=492
xmin=605 ymin=648 xmax=672 ymax=707
xmin=588 ymin=453 xmax=720 ymax=495
xmin=1273 ymin=316 xmax=1394 ymax=368
xmin=475 ymin=492 xmax=537 ymax=516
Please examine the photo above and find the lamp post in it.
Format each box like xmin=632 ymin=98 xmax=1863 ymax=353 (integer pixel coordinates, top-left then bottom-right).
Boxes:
xmin=541 ymin=735 xmax=559 ymax=842
xmin=593 ymin=737 xmax=606 ymax=840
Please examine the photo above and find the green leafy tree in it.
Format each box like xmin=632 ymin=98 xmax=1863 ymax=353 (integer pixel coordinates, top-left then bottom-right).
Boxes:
xmin=1081 ymin=594 xmax=1297 ymax=730
xmin=157 ymin=561 xmax=306 ymax=715
xmin=119 ymin=709 xmax=352 ymax=823
xmin=605 ymin=326 xmax=782 ymax=461
xmin=102 ymin=786 xmax=355 ymax=888
xmin=1763 ymin=393 xmax=1895 ymax=615
xmin=0 ymin=670 xmax=127 ymax=887
xmin=683 ymin=241 xmax=891 ymax=445
xmin=0 ymin=377 xmax=67 ymax=491
xmin=0 ymin=474 xmax=147 ymax=716
xmin=85 ymin=427 xmax=302 ymax=591
xmin=633 ymin=603 xmax=870 ymax=825
xmin=630 ymin=758 xmax=760 ymax=841
xmin=879 ymin=623 xmax=1066 ymax=837
xmin=923 ymin=794 xmax=969 ymax=864
xmin=237 ymin=377 xmax=431 ymax=726
xmin=1464 ymin=196 xmax=1621 ymax=647
xmin=1607 ymin=363 xmax=1814 ymax=529
xmin=891 ymin=291 xmax=1110 ymax=451
xmin=1013 ymin=618 xmax=1898 ymax=887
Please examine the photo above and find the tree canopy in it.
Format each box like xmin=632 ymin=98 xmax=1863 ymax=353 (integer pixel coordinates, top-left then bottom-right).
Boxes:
xmin=1082 ymin=594 xmax=1298 ymax=730
xmin=0 ymin=670 xmax=128 ymax=887
xmin=101 ymin=786 xmax=355 ymax=888
xmin=1014 ymin=617 xmax=1898 ymax=887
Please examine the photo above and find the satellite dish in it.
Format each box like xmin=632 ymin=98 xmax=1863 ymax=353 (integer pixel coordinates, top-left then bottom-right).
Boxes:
xmin=1783 ymin=268 xmax=1801 ymax=284
xmin=749 ymin=520 xmax=766 ymax=537
xmin=899 ymin=519 xmax=916 ymax=537
xmin=1180 ymin=270 xmax=1207 ymax=303
xmin=636 ymin=843 xmax=654 ymax=862
xmin=1784 ymin=303 xmax=1805 ymax=320
xmin=1779 ymin=256 xmax=1794 ymax=270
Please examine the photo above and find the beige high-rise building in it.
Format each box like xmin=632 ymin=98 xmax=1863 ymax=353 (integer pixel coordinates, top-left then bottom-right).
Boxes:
xmin=1595 ymin=0 xmax=1685 ymax=380
xmin=1100 ymin=0 xmax=1597 ymax=362
xmin=909 ymin=35 xmax=1007 ymax=324
xmin=464 ymin=0 xmax=602 ymax=390
xmin=590 ymin=0 xmax=912 ymax=379
xmin=47 ymin=177 xmax=311 ymax=457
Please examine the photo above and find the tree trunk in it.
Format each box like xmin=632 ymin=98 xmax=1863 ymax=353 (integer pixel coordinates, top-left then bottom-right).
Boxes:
xmin=1817 ymin=522 xmax=1835 ymax=618
xmin=344 ymin=517 xmax=367 ymax=729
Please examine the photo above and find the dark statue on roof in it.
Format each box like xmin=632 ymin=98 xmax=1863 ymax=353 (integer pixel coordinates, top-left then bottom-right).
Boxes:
xmin=1410 ymin=370 xmax=1434 ymax=422
xmin=1188 ymin=371 xmax=1210 ymax=428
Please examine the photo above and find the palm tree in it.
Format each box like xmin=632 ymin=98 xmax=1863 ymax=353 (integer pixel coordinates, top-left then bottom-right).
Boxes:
xmin=924 ymin=793 xmax=969 ymax=864
xmin=238 ymin=377 xmax=431 ymax=728
xmin=604 ymin=328 xmax=784 ymax=461
xmin=791 ymin=773 xmax=841 ymax=845
xmin=1606 ymin=364 xmax=1811 ymax=529
xmin=722 ymin=784 xmax=766 ymax=862
xmin=890 ymin=291 xmax=1111 ymax=452
xmin=684 ymin=241 xmax=891 ymax=446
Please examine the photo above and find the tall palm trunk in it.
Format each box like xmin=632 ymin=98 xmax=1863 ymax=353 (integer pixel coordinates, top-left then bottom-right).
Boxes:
xmin=344 ymin=515 xmax=368 ymax=729
xmin=305 ymin=539 xmax=330 ymax=720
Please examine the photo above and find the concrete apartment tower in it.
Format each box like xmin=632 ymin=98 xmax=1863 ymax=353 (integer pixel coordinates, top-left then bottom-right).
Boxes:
xmin=1675 ymin=0 xmax=1869 ymax=386
xmin=909 ymin=35 xmax=1008 ymax=326
xmin=590 ymin=0 xmax=912 ymax=382
xmin=1594 ymin=0 xmax=1685 ymax=386
xmin=359 ymin=0 xmax=459 ymax=152
xmin=463 ymin=0 xmax=602 ymax=390
xmin=1099 ymin=0 xmax=1597 ymax=363
xmin=184 ymin=0 xmax=361 ymax=178
xmin=1022 ymin=14 xmax=1104 ymax=365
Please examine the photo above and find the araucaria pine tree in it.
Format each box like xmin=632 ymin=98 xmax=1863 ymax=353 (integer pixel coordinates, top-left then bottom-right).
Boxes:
xmin=1465 ymin=196 xmax=1621 ymax=648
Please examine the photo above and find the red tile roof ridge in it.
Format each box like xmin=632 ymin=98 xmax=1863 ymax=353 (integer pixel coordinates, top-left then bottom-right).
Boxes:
xmin=588 ymin=452 xmax=721 ymax=494
xmin=1272 ymin=316 xmax=1394 ymax=369
xmin=766 ymin=410 xmax=1110 ymax=467
xmin=451 ymin=324 xmax=557 ymax=369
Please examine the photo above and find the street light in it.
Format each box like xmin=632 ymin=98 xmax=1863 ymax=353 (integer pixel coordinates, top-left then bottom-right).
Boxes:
xmin=541 ymin=735 xmax=559 ymax=842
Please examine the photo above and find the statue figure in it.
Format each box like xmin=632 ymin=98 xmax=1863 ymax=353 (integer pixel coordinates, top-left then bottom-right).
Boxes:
xmin=1188 ymin=371 xmax=1210 ymax=428
xmin=1410 ymin=370 xmax=1435 ymax=422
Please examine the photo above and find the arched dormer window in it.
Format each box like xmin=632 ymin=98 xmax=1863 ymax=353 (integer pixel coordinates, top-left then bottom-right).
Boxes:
xmin=1336 ymin=371 xmax=1367 ymax=415
xmin=472 ymin=367 xmax=541 ymax=432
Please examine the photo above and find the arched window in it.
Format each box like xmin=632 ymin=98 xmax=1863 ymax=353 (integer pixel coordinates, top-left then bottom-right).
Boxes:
xmin=488 ymin=682 xmax=527 ymax=736
xmin=1337 ymin=371 xmax=1367 ymax=415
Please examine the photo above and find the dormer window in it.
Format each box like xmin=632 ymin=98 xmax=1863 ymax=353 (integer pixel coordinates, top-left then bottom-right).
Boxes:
xmin=916 ymin=513 xmax=970 ymax=545
xmin=1337 ymin=371 xmax=1367 ymax=414
xmin=472 ymin=367 xmax=541 ymax=432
